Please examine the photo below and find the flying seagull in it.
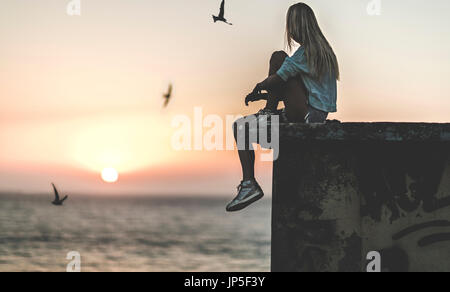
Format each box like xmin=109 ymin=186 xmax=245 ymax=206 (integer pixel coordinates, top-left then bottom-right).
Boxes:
xmin=51 ymin=183 xmax=68 ymax=206
xmin=163 ymin=83 xmax=173 ymax=108
xmin=213 ymin=0 xmax=232 ymax=25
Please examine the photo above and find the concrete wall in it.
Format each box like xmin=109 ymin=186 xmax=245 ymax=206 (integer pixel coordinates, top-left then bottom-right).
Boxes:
xmin=271 ymin=122 xmax=450 ymax=272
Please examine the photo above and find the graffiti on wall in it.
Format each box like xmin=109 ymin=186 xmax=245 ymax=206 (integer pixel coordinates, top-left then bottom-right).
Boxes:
xmin=357 ymin=143 xmax=450 ymax=271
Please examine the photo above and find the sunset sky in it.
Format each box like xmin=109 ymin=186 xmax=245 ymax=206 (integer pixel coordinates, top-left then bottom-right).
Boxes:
xmin=1 ymin=0 xmax=449 ymax=195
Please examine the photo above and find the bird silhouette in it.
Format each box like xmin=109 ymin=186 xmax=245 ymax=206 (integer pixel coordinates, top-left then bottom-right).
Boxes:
xmin=213 ymin=0 xmax=232 ymax=25
xmin=51 ymin=183 xmax=68 ymax=206
xmin=163 ymin=83 xmax=173 ymax=108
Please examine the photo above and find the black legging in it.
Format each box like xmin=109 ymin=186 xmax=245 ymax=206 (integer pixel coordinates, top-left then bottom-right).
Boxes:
xmin=233 ymin=51 xmax=308 ymax=181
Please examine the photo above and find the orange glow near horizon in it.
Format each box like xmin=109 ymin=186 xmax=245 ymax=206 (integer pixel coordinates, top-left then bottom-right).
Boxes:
xmin=69 ymin=115 xmax=173 ymax=174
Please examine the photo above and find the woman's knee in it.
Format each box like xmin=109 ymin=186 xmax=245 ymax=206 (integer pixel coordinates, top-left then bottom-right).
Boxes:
xmin=270 ymin=51 xmax=288 ymax=71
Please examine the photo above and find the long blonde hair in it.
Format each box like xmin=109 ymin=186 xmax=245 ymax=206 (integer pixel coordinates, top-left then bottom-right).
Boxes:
xmin=286 ymin=3 xmax=340 ymax=80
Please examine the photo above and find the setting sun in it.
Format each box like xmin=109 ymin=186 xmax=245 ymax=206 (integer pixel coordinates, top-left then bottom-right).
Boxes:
xmin=101 ymin=168 xmax=119 ymax=183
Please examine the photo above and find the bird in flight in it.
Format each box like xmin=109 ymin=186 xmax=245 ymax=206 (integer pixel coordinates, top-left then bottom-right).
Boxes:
xmin=51 ymin=183 xmax=68 ymax=206
xmin=163 ymin=83 xmax=173 ymax=108
xmin=213 ymin=0 xmax=232 ymax=25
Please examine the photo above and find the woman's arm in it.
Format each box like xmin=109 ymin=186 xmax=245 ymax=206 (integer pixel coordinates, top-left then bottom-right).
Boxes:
xmin=252 ymin=74 xmax=285 ymax=94
xmin=244 ymin=74 xmax=285 ymax=109
xmin=247 ymin=74 xmax=285 ymax=111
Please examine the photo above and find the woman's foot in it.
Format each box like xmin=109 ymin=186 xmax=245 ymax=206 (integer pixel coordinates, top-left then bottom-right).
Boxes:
xmin=226 ymin=179 xmax=264 ymax=212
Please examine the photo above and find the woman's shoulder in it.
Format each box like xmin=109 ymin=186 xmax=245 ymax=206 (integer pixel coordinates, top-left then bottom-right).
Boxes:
xmin=291 ymin=46 xmax=306 ymax=58
xmin=289 ymin=46 xmax=306 ymax=62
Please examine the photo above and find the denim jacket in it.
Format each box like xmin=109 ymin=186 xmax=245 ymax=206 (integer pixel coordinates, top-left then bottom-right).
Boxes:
xmin=276 ymin=47 xmax=337 ymax=113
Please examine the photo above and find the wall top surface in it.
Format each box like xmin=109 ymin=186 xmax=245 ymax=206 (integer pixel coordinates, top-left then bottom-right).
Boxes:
xmin=279 ymin=121 xmax=450 ymax=142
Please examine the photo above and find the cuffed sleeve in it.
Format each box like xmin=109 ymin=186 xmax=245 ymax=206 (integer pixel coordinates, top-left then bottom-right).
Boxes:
xmin=276 ymin=48 xmax=309 ymax=81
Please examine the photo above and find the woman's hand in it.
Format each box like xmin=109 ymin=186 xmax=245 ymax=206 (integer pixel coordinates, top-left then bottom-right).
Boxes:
xmin=251 ymin=82 xmax=264 ymax=95
xmin=252 ymin=75 xmax=283 ymax=94
xmin=245 ymin=92 xmax=268 ymax=106
xmin=245 ymin=75 xmax=284 ymax=106
xmin=245 ymin=82 xmax=265 ymax=106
